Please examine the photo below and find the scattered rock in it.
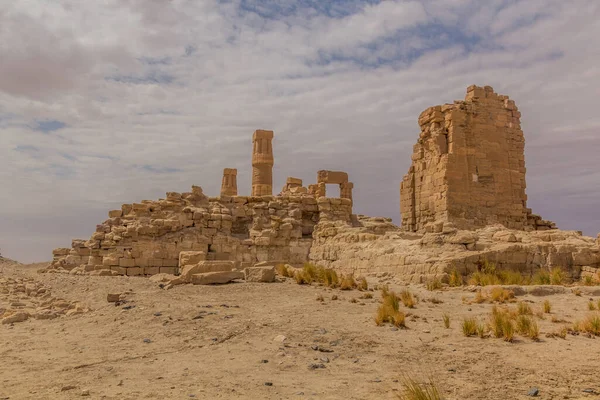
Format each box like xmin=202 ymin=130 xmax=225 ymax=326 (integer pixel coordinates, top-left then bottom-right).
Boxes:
xmin=1 ymin=312 xmax=29 ymax=325
xmin=143 ymin=338 xmax=152 ymax=343
xmin=308 ymin=363 xmax=326 ymax=370
xmin=527 ymin=387 xmax=539 ymax=397
xmin=273 ymin=335 xmax=287 ymax=343
xmin=61 ymin=385 xmax=77 ymax=391
xmin=264 ymin=382 xmax=273 ymax=386
xmin=244 ymin=266 xmax=276 ymax=283
xmin=81 ymin=389 xmax=90 ymax=396
xmin=106 ymin=293 xmax=122 ymax=303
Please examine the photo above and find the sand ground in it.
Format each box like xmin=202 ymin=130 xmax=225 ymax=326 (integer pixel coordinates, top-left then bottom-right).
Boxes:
xmin=1 ymin=258 xmax=600 ymax=400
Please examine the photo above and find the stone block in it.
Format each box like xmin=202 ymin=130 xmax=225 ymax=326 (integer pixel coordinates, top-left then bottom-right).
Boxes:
xmin=119 ymin=258 xmax=136 ymax=267
xmin=126 ymin=267 xmax=143 ymax=276
xmin=244 ymin=266 xmax=276 ymax=283
xmin=160 ymin=267 xmax=177 ymax=275
xmin=190 ymin=271 xmax=244 ymax=285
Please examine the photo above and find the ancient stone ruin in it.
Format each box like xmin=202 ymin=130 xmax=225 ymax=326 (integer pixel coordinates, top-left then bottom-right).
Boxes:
xmin=45 ymin=86 xmax=600 ymax=284
xmin=401 ymin=85 xmax=555 ymax=233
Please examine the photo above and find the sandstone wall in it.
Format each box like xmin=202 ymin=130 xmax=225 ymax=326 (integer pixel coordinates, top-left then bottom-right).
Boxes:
xmin=47 ymin=186 xmax=352 ymax=276
xmin=401 ymin=85 xmax=555 ymax=233
xmin=309 ymin=218 xmax=600 ymax=283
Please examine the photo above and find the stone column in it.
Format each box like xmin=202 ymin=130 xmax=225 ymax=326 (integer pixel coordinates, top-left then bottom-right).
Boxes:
xmin=220 ymin=168 xmax=238 ymax=196
xmin=251 ymin=129 xmax=274 ymax=196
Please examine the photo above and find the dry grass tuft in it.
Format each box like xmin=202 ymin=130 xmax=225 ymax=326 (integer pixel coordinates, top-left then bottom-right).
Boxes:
xmin=429 ymin=297 xmax=443 ymax=304
xmin=477 ymin=323 xmax=487 ymax=338
xmin=340 ymin=274 xmax=357 ymax=290
xmin=489 ymin=306 xmax=515 ymax=342
xmin=462 ymin=317 xmax=477 ymax=336
xmin=516 ymin=315 xmax=539 ymax=340
xmin=360 ymin=292 xmax=374 ymax=299
xmin=293 ymin=263 xmax=344 ymax=289
xmin=588 ymin=301 xmax=597 ymax=311
xmin=397 ymin=376 xmax=443 ymax=400
xmin=357 ymin=277 xmax=369 ymax=291
xmin=426 ymin=278 xmax=442 ymax=291
xmin=331 ymin=294 xmax=338 ymax=301
xmin=449 ymin=268 xmax=463 ymax=287
xmin=316 ymin=294 xmax=325 ymax=302
xmin=349 ymin=298 xmax=358 ymax=304
xmin=490 ymin=287 xmax=515 ymax=303
xmin=375 ymin=288 xmax=406 ymax=328
xmin=442 ymin=313 xmax=450 ymax=329
xmin=473 ymin=290 xmax=487 ymax=304
xmin=275 ymin=264 xmax=293 ymax=278
xmin=581 ymin=314 xmax=600 ymax=335
xmin=573 ymin=288 xmax=582 ymax=297
xmin=583 ymin=275 xmax=595 ymax=286
xmin=401 ymin=289 xmax=416 ymax=308
xmin=517 ymin=301 xmax=533 ymax=315
xmin=543 ymin=300 xmax=551 ymax=314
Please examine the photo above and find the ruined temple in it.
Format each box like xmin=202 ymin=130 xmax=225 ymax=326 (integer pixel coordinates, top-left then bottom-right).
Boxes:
xmin=400 ymin=85 xmax=555 ymax=233
xmin=46 ymin=86 xmax=600 ymax=284
xmin=48 ymin=129 xmax=354 ymax=277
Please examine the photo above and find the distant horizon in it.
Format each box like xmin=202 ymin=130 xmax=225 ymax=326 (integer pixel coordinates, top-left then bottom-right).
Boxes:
xmin=1 ymin=0 xmax=599 ymax=262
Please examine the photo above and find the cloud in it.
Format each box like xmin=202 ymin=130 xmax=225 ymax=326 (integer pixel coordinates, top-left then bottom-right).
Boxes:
xmin=1 ymin=0 xmax=599 ymax=262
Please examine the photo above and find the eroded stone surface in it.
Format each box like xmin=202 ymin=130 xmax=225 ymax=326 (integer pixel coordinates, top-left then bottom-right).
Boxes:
xmin=400 ymin=85 xmax=555 ymax=233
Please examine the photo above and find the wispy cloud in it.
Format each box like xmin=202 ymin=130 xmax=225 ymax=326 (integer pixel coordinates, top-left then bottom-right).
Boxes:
xmin=1 ymin=0 xmax=599 ymax=262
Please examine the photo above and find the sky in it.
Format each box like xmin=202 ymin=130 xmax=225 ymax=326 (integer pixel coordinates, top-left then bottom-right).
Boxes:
xmin=1 ymin=0 xmax=599 ymax=262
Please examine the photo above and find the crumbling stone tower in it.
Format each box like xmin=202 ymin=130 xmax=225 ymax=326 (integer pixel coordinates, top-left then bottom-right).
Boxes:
xmin=251 ymin=129 xmax=274 ymax=196
xmin=220 ymin=168 xmax=238 ymax=196
xmin=400 ymin=85 xmax=554 ymax=232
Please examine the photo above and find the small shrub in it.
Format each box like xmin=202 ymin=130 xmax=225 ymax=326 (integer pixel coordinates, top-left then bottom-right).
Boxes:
xmin=543 ymin=300 xmax=551 ymax=314
xmin=361 ymin=292 xmax=373 ymax=299
xmin=294 ymin=271 xmax=309 ymax=284
xmin=473 ymin=290 xmax=487 ymax=304
xmin=468 ymin=272 xmax=500 ymax=286
xmin=583 ymin=275 xmax=594 ymax=286
xmin=275 ymin=264 xmax=291 ymax=277
xmin=397 ymin=375 xmax=442 ymax=400
xmin=392 ymin=311 xmax=406 ymax=328
xmin=477 ymin=323 xmax=487 ymax=338
xmin=303 ymin=263 xmax=318 ymax=282
xmin=588 ymin=301 xmax=597 ymax=311
xmin=340 ymin=274 xmax=357 ymax=290
xmin=528 ymin=319 xmax=540 ymax=340
xmin=489 ymin=306 xmax=514 ymax=342
xmin=331 ymin=294 xmax=338 ymax=301
xmin=449 ymin=268 xmax=463 ymax=287
xmin=358 ymin=277 xmax=368 ymax=291
xmin=583 ymin=314 xmax=600 ymax=335
xmin=547 ymin=327 xmax=567 ymax=339
xmin=349 ymin=298 xmax=358 ymax=304
xmin=574 ymin=288 xmax=582 ymax=297
xmin=490 ymin=287 xmax=514 ymax=303
xmin=320 ymin=268 xmax=339 ymax=288
xmin=426 ymin=278 xmax=442 ymax=291
xmin=550 ymin=267 xmax=567 ymax=285
xmin=401 ymin=290 xmax=416 ymax=308
xmin=532 ymin=270 xmax=551 ymax=285
xmin=376 ymin=290 xmax=406 ymax=328
xmin=462 ymin=318 xmax=477 ymax=336
xmin=597 ymin=299 xmax=600 ymax=310
xmin=429 ymin=297 xmax=443 ymax=304
xmin=551 ymin=315 xmax=568 ymax=323
xmin=497 ymin=270 xmax=528 ymax=285
xmin=316 ymin=294 xmax=324 ymax=302
xmin=516 ymin=315 xmax=532 ymax=335
xmin=442 ymin=313 xmax=450 ymax=329
xmin=517 ymin=302 xmax=533 ymax=315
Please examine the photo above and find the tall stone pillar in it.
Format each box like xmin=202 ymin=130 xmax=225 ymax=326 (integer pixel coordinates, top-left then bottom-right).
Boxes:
xmin=220 ymin=168 xmax=238 ymax=196
xmin=251 ymin=129 xmax=274 ymax=196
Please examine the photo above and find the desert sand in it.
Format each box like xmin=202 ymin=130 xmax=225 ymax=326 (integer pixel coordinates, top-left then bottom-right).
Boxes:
xmin=2 ymin=257 xmax=600 ymax=400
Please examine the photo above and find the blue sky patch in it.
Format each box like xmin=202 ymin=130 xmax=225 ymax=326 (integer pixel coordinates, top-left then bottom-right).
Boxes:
xmin=34 ymin=119 xmax=66 ymax=133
